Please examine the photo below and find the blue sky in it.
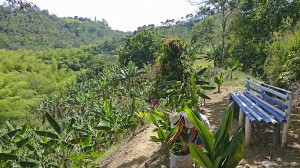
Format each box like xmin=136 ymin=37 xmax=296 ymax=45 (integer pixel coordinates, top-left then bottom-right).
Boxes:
xmin=0 ymin=0 xmax=198 ymax=31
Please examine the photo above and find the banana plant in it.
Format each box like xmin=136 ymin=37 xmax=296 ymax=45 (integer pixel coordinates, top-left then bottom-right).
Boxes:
xmin=185 ymin=104 xmax=244 ymax=168
xmin=149 ymin=114 xmax=175 ymax=157
xmin=163 ymin=69 xmax=214 ymax=109
xmin=214 ymin=73 xmax=223 ymax=93
xmin=226 ymin=60 xmax=240 ymax=80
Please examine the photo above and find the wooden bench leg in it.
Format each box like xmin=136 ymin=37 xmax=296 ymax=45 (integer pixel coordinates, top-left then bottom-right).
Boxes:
xmin=273 ymin=123 xmax=280 ymax=146
xmin=245 ymin=117 xmax=251 ymax=146
xmin=238 ymin=108 xmax=245 ymax=127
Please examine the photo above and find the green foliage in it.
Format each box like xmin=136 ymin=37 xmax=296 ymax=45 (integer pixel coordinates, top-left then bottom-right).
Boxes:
xmin=229 ymin=0 xmax=300 ymax=76
xmin=264 ymin=24 xmax=300 ymax=86
xmin=155 ymin=20 xmax=195 ymax=41
xmin=0 ymin=59 xmax=157 ymax=166
xmin=225 ymin=60 xmax=241 ymax=80
xmin=186 ymin=105 xmax=244 ymax=168
xmin=191 ymin=16 xmax=221 ymax=64
xmin=0 ymin=46 xmax=117 ymax=125
xmin=214 ymin=73 xmax=223 ymax=93
xmin=0 ymin=5 xmax=125 ymax=50
xmin=118 ymin=27 xmax=162 ymax=68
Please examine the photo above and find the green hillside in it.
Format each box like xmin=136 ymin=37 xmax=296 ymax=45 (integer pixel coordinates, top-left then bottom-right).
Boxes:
xmin=0 ymin=5 xmax=126 ymax=50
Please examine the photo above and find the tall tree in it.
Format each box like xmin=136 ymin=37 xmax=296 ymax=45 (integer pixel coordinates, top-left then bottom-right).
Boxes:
xmin=188 ymin=0 xmax=238 ymax=66
xmin=191 ymin=15 xmax=221 ymax=68
xmin=118 ymin=28 xmax=162 ymax=68
xmin=229 ymin=0 xmax=300 ymax=75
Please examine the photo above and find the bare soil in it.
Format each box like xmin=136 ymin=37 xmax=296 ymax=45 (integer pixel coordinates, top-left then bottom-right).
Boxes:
xmin=99 ymin=86 xmax=300 ymax=168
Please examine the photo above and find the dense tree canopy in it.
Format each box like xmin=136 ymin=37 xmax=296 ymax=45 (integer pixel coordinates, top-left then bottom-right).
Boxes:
xmin=0 ymin=5 xmax=125 ymax=50
xmin=118 ymin=28 xmax=162 ymax=68
xmin=228 ymin=0 xmax=300 ymax=76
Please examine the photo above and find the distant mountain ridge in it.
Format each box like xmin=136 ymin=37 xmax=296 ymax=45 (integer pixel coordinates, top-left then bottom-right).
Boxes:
xmin=0 ymin=5 xmax=127 ymax=50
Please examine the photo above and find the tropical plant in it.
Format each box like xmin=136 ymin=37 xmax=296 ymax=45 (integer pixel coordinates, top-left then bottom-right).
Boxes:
xmin=214 ymin=73 xmax=223 ymax=93
xmin=149 ymin=110 xmax=177 ymax=155
xmin=186 ymin=104 xmax=244 ymax=168
xmin=226 ymin=60 xmax=240 ymax=80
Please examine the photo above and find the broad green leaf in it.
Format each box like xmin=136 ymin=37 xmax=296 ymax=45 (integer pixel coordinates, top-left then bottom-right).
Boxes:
xmin=195 ymin=81 xmax=209 ymax=85
xmin=45 ymin=112 xmax=62 ymax=134
xmin=196 ymin=67 xmax=207 ymax=76
xmin=0 ymin=129 xmax=21 ymax=143
xmin=46 ymin=139 xmax=59 ymax=148
xmin=157 ymin=127 xmax=167 ymax=140
xmin=214 ymin=105 xmax=233 ymax=148
xmin=94 ymin=126 xmax=111 ymax=131
xmin=222 ymin=144 xmax=244 ymax=168
xmin=185 ymin=108 xmax=214 ymax=154
xmin=189 ymin=144 xmax=213 ymax=168
xmin=149 ymin=114 xmax=159 ymax=127
xmin=16 ymin=137 xmax=31 ymax=148
xmin=103 ymin=100 xmax=110 ymax=117
xmin=18 ymin=160 xmax=40 ymax=168
xmin=213 ymin=156 xmax=222 ymax=168
xmin=198 ymin=92 xmax=211 ymax=100
xmin=201 ymin=86 xmax=216 ymax=90
xmin=150 ymin=136 xmax=161 ymax=142
xmin=167 ymin=126 xmax=178 ymax=140
xmin=82 ymin=145 xmax=93 ymax=152
xmin=26 ymin=144 xmax=36 ymax=151
xmin=83 ymin=135 xmax=93 ymax=147
xmin=232 ymin=60 xmax=240 ymax=70
xmin=20 ymin=125 xmax=28 ymax=135
xmin=0 ymin=153 xmax=18 ymax=160
xmin=7 ymin=128 xmax=21 ymax=138
xmin=222 ymin=126 xmax=243 ymax=158
xmin=35 ymin=130 xmax=59 ymax=139
xmin=90 ymin=151 xmax=102 ymax=158
xmin=153 ymin=110 xmax=165 ymax=119
xmin=123 ymin=123 xmax=137 ymax=129
xmin=163 ymin=80 xmax=180 ymax=87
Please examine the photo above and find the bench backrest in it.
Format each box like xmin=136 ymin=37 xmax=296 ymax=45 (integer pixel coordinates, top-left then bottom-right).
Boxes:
xmin=244 ymin=77 xmax=293 ymax=123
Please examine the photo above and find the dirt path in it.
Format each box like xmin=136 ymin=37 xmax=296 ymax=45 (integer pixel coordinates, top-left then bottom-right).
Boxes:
xmin=99 ymin=86 xmax=300 ymax=168
xmin=99 ymin=125 xmax=163 ymax=168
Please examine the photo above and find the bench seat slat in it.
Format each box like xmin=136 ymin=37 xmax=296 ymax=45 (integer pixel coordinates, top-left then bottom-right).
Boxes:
xmin=239 ymin=94 xmax=278 ymax=124
xmin=244 ymin=92 xmax=286 ymax=123
xmin=236 ymin=94 xmax=265 ymax=122
xmin=245 ymin=91 xmax=286 ymax=117
xmin=245 ymin=84 xmax=288 ymax=109
xmin=229 ymin=93 xmax=257 ymax=123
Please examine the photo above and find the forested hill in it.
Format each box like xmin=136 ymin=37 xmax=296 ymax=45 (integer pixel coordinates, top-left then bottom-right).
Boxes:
xmin=0 ymin=5 xmax=126 ymax=50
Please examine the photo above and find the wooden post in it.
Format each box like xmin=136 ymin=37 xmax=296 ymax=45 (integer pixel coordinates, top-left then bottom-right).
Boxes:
xmin=273 ymin=123 xmax=280 ymax=145
xmin=245 ymin=117 xmax=251 ymax=146
xmin=282 ymin=92 xmax=293 ymax=147
xmin=238 ymin=108 xmax=245 ymax=127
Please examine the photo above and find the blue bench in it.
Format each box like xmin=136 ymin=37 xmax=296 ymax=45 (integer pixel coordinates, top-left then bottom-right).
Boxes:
xmin=229 ymin=77 xmax=293 ymax=147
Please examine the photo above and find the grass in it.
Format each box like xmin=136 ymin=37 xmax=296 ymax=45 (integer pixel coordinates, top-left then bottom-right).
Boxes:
xmin=192 ymin=59 xmax=254 ymax=92
xmin=193 ymin=58 xmax=214 ymax=69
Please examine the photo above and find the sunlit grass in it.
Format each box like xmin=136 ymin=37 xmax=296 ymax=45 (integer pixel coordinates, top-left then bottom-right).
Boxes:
xmin=193 ymin=58 xmax=214 ymax=69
